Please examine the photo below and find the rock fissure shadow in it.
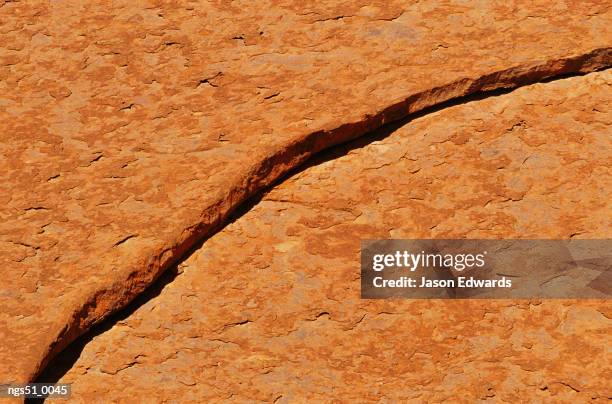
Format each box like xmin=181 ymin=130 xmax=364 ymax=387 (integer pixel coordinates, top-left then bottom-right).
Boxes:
xmin=28 ymin=68 xmax=605 ymax=401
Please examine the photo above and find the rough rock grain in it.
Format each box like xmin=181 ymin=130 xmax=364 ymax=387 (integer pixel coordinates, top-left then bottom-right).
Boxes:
xmin=2 ymin=0 xmax=611 ymax=383
xmin=52 ymin=71 xmax=612 ymax=402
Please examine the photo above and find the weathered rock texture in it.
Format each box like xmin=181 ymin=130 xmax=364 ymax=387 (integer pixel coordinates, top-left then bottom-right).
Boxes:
xmin=1 ymin=0 xmax=611 ymax=383
xmin=52 ymin=71 xmax=612 ymax=402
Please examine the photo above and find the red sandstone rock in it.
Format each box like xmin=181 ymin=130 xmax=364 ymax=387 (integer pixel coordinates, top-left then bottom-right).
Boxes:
xmin=51 ymin=71 xmax=612 ymax=402
xmin=1 ymin=0 xmax=611 ymax=384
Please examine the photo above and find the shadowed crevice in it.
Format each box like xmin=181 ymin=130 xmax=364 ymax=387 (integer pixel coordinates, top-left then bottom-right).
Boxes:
xmin=30 ymin=65 xmax=610 ymax=395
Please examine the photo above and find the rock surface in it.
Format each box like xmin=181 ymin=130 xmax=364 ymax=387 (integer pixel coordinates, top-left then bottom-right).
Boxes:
xmin=50 ymin=71 xmax=612 ymax=402
xmin=3 ymin=1 xmax=610 ymax=383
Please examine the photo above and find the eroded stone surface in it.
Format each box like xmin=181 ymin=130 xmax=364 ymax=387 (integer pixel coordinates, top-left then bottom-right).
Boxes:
xmin=2 ymin=0 xmax=611 ymax=383
xmin=52 ymin=71 xmax=612 ymax=402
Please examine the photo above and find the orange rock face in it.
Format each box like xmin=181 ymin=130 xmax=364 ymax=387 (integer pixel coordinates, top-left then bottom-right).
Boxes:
xmin=48 ymin=71 xmax=612 ymax=402
xmin=2 ymin=1 xmax=610 ymax=383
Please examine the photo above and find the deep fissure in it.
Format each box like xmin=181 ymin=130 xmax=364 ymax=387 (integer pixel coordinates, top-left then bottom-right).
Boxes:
xmin=29 ymin=66 xmax=610 ymax=396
